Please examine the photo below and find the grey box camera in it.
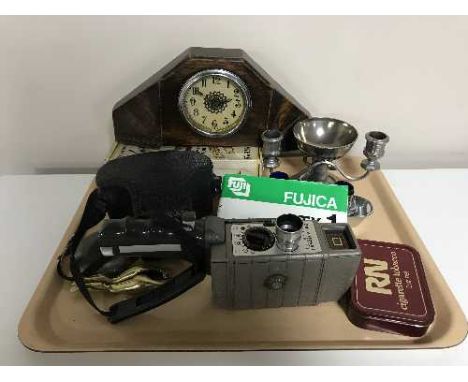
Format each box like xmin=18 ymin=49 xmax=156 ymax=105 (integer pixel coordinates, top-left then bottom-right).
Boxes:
xmin=210 ymin=214 xmax=361 ymax=309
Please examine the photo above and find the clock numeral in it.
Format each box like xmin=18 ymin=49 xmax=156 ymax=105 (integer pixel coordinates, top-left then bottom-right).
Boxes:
xmin=193 ymin=108 xmax=199 ymax=116
xmin=235 ymin=102 xmax=242 ymax=108
xmin=212 ymin=76 xmax=221 ymax=85
xmin=226 ymin=80 xmax=230 ymax=88
xmin=202 ymin=116 xmax=207 ymax=124
xmin=231 ymin=110 xmax=237 ymax=118
xmin=234 ymin=88 xmax=239 ymax=94
xmin=211 ymin=120 xmax=218 ymax=128
xmin=192 ymin=87 xmax=202 ymax=96
xmin=190 ymin=98 xmax=196 ymax=106
xmin=201 ymin=79 xmax=207 ymax=87
xmin=223 ymin=118 xmax=229 ymax=125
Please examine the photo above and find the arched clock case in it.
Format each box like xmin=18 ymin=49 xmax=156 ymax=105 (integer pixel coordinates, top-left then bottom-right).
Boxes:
xmin=112 ymin=47 xmax=310 ymax=150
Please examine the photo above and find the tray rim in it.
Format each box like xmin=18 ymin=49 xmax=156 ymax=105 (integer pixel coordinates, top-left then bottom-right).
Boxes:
xmin=18 ymin=162 xmax=468 ymax=352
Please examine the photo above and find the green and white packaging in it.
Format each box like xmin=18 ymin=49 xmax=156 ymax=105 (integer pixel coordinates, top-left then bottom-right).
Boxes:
xmin=217 ymin=174 xmax=348 ymax=223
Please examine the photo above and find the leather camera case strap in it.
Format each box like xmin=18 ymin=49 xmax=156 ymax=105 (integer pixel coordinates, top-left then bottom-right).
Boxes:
xmin=57 ymin=150 xmax=218 ymax=323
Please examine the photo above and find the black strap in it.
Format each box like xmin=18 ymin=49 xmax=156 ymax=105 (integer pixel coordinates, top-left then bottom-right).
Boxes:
xmin=57 ymin=189 xmax=206 ymax=323
xmin=108 ymin=266 xmax=205 ymax=323
xmin=57 ymin=189 xmax=108 ymax=280
xmin=69 ymin=246 xmax=110 ymax=316
xmin=57 ymin=188 xmax=111 ymax=315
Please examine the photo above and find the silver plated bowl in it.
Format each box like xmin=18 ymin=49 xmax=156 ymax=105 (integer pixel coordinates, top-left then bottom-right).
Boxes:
xmin=293 ymin=117 xmax=358 ymax=160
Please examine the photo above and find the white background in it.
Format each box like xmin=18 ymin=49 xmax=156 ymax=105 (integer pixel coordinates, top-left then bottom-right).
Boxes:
xmin=1 ymin=16 xmax=468 ymax=174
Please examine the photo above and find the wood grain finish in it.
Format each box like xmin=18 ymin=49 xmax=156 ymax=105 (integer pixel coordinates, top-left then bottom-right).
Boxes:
xmin=112 ymin=47 xmax=309 ymax=150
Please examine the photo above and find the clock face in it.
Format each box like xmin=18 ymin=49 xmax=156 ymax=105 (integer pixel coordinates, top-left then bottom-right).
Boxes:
xmin=178 ymin=69 xmax=251 ymax=137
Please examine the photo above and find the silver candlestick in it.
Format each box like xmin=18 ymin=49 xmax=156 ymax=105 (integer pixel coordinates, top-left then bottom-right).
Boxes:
xmin=261 ymin=129 xmax=284 ymax=171
xmin=289 ymin=118 xmax=389 ymax=182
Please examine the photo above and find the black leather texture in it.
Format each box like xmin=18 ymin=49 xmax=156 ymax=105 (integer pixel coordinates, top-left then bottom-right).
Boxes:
xmin=96 ymin=150 xmax=216 ymax=219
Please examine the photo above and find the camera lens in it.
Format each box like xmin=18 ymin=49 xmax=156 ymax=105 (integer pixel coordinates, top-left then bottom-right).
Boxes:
xmin=277 ymin=214 xmax=303 ymax=232
xmin=275 ymin=214 xmax=303 ymax=252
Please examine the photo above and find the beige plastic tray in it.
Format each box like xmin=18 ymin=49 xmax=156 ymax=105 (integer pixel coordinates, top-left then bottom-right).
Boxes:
xmin=18 ymin=157 xmax=467 ymax=351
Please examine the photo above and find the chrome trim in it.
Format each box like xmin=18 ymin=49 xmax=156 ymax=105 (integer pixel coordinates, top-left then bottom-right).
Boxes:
xmin=178 ymin=69 xmax=252 ymax=138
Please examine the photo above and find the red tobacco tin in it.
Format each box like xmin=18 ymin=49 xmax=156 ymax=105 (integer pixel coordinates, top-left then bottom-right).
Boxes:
xmin=347 ymin=240 xmax=435 ymax=337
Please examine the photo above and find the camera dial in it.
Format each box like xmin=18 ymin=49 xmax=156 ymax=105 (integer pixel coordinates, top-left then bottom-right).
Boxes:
xmin=242 ymin=227 xmax=276 ymax=251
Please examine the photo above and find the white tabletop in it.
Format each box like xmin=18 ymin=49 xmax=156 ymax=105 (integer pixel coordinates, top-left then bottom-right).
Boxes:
xmin=0 ymin=170 xmax=467 ymax=365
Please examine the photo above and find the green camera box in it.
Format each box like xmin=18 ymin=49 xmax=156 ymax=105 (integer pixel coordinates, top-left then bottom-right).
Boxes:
xmin=218 ymin=174 xmax=348 ymax=223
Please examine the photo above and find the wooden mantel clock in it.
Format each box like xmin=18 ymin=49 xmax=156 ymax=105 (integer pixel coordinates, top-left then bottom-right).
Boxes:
xmin=112 ymin=47 xmax=310 ymax=150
